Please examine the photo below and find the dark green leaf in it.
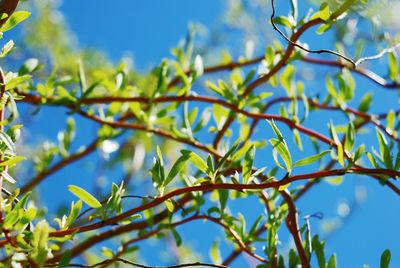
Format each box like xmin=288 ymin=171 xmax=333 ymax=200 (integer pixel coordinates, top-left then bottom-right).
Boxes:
xmin=380 ymin=249 xmax=391 ymax=268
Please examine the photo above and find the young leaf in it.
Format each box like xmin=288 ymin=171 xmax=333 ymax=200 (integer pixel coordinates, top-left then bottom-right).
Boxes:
xmin=31 ymin=220 xmax=50 ymax=265
xmin=209 ymin=240 xmax=222 ymax=263
xmin=181 ymin=150 xmax=210 ymax=176
xmin=0 ymin=130 xmax=16 ymax=155
xmin=327 ymin=254 xmax=337 ymax=268
xmin=214 ymin=141 xmax=239 ymax=172
xmin=293 ymin=128 xmax=303 ymax=151
xmin=1 ymin=11 xmax=31 ymax=32
xmin=267 ymin=119 xmax=284 ymax=140
xmin=164 ymin=153 xmax=190 ymax=187
xmin=386 ymin=110 xmax=396 ymax=131
xmin=388 ymin=52 xmax=399 ymax=81
xmin=326 ymin=176 xmax=344 ymax=186
xmin=311 ymin=2 xmax=330 ymax=21
xmin=270 ymin=138 xmax=292 ymax=172
xmin=68 ymin=185 xmax=102 ymax=209
xmin=344 ymin=122 xmax=355 ymax=152
xmin=329 ymin=122 xmax=344 ymax=167
xmin=65 ymin=200 xmax=83 ymax=229
xmin=293 ymin=150 xmax=330 ymax=168
xmin=358 ymin=93 xmax=372 ymax=113
xmin=243 ymin=145 xmax=255 ymax=184
xmin=376 ymin=128 xmax=392 ymax=169
xmin=0 ymin=155 xmax=26 ymax=167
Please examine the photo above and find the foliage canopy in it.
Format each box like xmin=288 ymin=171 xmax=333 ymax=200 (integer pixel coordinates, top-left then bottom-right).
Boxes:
xmin=0 ymin=0 xmax=398 ymax=267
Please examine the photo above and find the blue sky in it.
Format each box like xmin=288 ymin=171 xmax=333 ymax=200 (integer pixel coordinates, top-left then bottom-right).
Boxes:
xmin=22 ymin=1 xmax=398 ymax=267
xmin=60 ymin=0 xmax=222 ymax=69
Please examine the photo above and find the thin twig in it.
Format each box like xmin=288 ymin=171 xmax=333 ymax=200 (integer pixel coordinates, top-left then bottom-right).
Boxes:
xmin=270 ymin=0 xmax=356 ymax=67
xmin=46 ymin=258 xmax=227 ymax=268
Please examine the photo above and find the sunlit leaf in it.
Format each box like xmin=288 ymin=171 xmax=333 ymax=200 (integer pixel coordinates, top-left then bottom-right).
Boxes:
xmin=68 ymin=185 xmax=102 ymax=209
xmin=293 ymin=150 xmax=330 ymax=168
xmin=1 ymin=11 xmax=31 ymax=32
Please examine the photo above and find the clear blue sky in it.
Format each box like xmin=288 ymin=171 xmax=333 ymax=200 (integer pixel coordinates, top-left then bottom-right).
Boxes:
xmin=60 ymin=0 xmax=222 ymax=69
xmin=28 ymin=1 xmax=398 ymax=267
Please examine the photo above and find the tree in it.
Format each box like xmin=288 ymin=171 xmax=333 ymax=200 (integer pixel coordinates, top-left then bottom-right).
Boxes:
xmin=0 ymin=0 xmax=398 ymax=267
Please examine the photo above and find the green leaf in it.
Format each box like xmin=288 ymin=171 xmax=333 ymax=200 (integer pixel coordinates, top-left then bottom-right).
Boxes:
xmin=289 ymin=248 xmax=299 ymax=267
xmin=31 ymin=220 xmax=50 ymax=265
xmin=312 ymin=235 xmax=326 ymax=268
xmin=311 ymin=2 xmax=330 ymax=21
xmin=171 ymin=228 xmax=182 ymax=247
xmin=358 ymin=93 xmax=372 ymax=113
xmin=376 ymin=128 xmax=392 ymax=169
xmin=0 ymin=40 xmax=14 ymax=57
xmin=0 ymin=155 xmax=26 ymax=167
xmin=293 ymin=128 xmax=303 ymax=151
xmin=353 ymin=144 xmax=365 ymax=163
xmin=212 ymin=103 xmax=230 ymax=130
xmin=243 ymin=145 xmax=255 ymax=184
xmin=380 ymin=249 xmax=391 ymax=268
xmin=77 ymin=60 xmax=87 ymax=93
xmin=326 ymin=176 xmax=344 ymax=186
xmin=19 ymin=58 xmax=40 ymax=75
xmin=181 ymin=150 xmax=210 ymax=176
xmin=218 ymin=189 xmax=228 ymax=216
xmin=57 ymin=250 xmax=72 ymax=268
xmin=395 ymin=146 xmax=400 ymax=170
xmin=267 ymin=119 xmax=284 ymax=140
xmin=269 ymin=138 xmax=292 ymax=172
xmin=0 ymin=11 xmax=31 ymax=32
xmin=293 ymin=150 xmax=330 ymax=168
xmin=215 ymin=141 xmax=239 ymax=172
xmin=6 ymin=75 xmax=32 ymax=90
xmin=388 ymin=52 xmax=399 ymax=81
xmin=327 ymin=254 xmax=337 ymax=268
xmin=273 ymin=16 xmax=294 ymax=28
xmin=290 ymin=0 xmax=298 ymax=20
xmin=316 ymin=22 xmax=332 ymax=35
xmin=156 ymin=145 xmax=165 ymax=181
xmin=329 ymin=122 xmax=344 ymax=167
xmin=209 ymin=239 xmax=222 ymax=263
xmin=326 ymin=77 xmax=338 ymax=99
xmin=1 ymin=171 xmax=15 ymax=184
xmin=68 ymin=185 xmax=102 ymax=209
xmin=367 ymin=152 xmax=380 ymax=169
xmin=164 ymin=153 xmax=190 ymax=187
xmin=65 ymin=200 xmax=82 ymax=229
xmin=193 ymin=107 xmax=211 ymax=132
xmin=279 ymin=65 xmax=294 ymax=96
xmin=340 ymin=69 xmax=355 ymax=101
xmin=278 ymin=183 xmax=290 ymax=191
xmin=344 ymin=122 xmax=355 ymax=152
xmin=386 ymin=110 xmax=396 ymax=131
xmin=0 ymin=130 xmax=16 ymax=154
